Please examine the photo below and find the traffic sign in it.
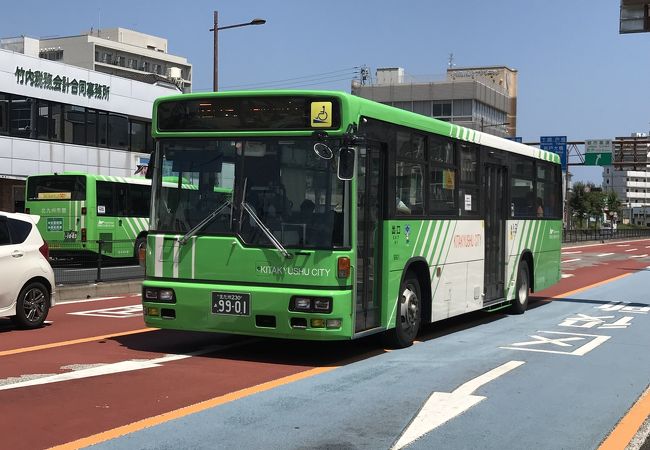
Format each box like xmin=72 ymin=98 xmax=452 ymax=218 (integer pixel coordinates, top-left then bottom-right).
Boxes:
xmin=540 ymin=136 xmax=567 ymax=171
xmin=584 ymin=139 xmax=613 ymax=166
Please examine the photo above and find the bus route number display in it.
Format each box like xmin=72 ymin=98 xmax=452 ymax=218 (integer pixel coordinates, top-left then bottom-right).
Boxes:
xmin=211 ymin=292 xmax=250 ymax=316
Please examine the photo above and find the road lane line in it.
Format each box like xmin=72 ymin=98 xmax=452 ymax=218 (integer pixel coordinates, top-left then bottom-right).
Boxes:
xmin=625 ymin=248 xmax=638 ymax=252
xmin=392 ymin=361 xmax=525 ymax=449
xmin=630 ymin=254 xmax=648 ymax=258
xmin=0 ymin=328 xmax=155 ymax=357
xmin=617 ymin=244 xmax=631 ymax=247
xmin=51 ymin=365 xmax=339 ymax=450
xmin=597 ymin=253 xmax=614 ymax=257
xmin=562 ymin=251 xmax=582 ymax=254
xmin=561 ymin=274 xmax=574 ymax=278
xmin=562 ymin=258 xmax=581 ymax=263
xmin=598 ymin=387 xmax=650 ymax=450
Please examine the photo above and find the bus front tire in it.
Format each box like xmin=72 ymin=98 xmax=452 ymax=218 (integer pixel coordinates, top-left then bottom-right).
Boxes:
xmin=385 ymin=273 xmax=421 ymax=348
xmin=509 ymin=260 xmax=530 ymax=315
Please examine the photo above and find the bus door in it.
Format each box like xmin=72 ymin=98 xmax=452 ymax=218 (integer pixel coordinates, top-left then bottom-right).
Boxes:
xmin=483 ymin=164 xmax=507 ymax=303
xmin=355 ymin=142 xmax=385 ymax=333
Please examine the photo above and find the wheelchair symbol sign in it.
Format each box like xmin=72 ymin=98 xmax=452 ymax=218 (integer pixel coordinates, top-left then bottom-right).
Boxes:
xmin=311 ymin=101 xmax=332 ymax=128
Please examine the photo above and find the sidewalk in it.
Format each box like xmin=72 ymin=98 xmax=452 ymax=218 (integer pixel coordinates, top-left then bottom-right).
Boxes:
xmin=55 ymin=279 xmax=142 ymax=303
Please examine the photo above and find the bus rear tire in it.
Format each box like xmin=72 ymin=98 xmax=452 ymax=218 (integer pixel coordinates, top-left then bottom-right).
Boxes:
xmin=509 ymin=260 xmax=530 ymax=315
xmin=385 ymin=273 xmax=421 ymax=348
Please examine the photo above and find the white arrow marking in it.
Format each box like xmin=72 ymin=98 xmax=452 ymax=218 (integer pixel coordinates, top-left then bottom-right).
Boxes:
xmin=392 ymin=360 xmax=525 ymax=450
xmin=0 ymin=342 xmax=243 ymax=391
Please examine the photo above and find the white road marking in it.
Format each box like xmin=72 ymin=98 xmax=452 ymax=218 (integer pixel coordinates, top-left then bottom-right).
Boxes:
xmin=597 ymin=253 xmax=614 ymax=257
xmin=562 ymin=258 xmax=581 ymax=263
xmin=625 ymin=248 xmax=638 ymax=252
xmin=392 ymin=360 xmax=525 ymax=450
xmin=630 ymin=254 xmax=648 ymax=258
xmin=68 ymin=304 xmax=142 ymax=318
xmin=500 ymin=331 xmax=610 ymax=356
xmin=562 ymin=251 xmax=582 ymax=255
xmin=561 ymin=273 xmax=575 ymax=278
xmin=617 ymin=244 xmax=631 ymax=247
xmin=0 ymin=341 xmax=251 ymax=391
xmin=57 ymin=296 xmax=125 ymax=305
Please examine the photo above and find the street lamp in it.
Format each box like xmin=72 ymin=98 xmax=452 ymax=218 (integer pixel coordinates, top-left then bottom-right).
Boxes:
xmin=210 ymin=11 xmax=266 ymax=92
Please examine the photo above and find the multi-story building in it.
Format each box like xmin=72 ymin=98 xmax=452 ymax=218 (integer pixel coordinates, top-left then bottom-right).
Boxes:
xmin=0 ymin=37 xmax=181 ymax=212
xmin=352 ymin=66 xmax=517 ymax=137
xmin=32 ymin=28 xmax=191 ymax=92
xmin=603 ymin=134 xmax=650 ymax=225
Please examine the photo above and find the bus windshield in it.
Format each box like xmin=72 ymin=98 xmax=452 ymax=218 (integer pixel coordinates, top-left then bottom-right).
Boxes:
xmin=152 ymin=138 xmax=348 ymax=249
xmin=26 ymin=175 xmax=87 ymax=201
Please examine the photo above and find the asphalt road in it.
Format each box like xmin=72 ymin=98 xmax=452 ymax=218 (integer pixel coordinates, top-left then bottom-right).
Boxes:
xmin=1 ymin=239 xmax=649 ymax=449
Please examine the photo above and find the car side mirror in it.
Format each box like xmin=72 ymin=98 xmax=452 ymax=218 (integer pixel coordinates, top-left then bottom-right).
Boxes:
xmin=337 ymin=147 xmax=355 ymax=181
xmin=145 ymin=151 xmax=155 ymax=180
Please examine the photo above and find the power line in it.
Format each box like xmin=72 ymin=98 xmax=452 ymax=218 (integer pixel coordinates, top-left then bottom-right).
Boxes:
xmin=224 ymin=72 xmax=359 ymax=90
xmin=220 ymin=66 xmax=360 ymax=90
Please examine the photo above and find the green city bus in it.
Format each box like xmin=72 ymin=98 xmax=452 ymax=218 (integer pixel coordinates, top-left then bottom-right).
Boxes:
xmin=25 ymin=172 xmax=150 ymax=259
xmin=142 ymin=90 xmax=562 ymax=348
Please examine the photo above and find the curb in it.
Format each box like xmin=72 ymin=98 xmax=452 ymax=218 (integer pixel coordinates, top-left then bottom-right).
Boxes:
xmin=55 ymin=280 xmax=142 ymax=303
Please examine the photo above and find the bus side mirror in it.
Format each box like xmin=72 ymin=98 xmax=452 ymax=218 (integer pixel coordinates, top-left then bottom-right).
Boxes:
xmin=337 ymin=147 xmax=355 ymax=181
xmin=145 ymin=151 xmax=155 ymax=180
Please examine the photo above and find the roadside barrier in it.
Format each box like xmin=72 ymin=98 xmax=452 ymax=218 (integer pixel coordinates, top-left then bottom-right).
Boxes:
xmin=47 ymin=239 xmax=144 ymax=285
xmin=563 ymin=228 xmax=650 ymax=243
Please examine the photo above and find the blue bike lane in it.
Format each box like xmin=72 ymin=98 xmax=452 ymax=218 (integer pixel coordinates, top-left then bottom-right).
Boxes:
xmin=88 ymin=269 xmax=650 ymax=450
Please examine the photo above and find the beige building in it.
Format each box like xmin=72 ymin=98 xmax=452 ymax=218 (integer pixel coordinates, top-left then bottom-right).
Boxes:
xmin=352 ymin=66 xmax=517 ymax=138
xmin=36 ymin=28 xmax=192 ymax=92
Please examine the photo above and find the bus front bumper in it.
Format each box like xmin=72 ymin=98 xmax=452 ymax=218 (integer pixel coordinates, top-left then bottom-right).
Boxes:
xmin=142 ymin=280 xmax=355 ymax=340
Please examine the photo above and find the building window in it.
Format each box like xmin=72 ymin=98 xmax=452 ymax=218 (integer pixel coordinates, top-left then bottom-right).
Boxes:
xmin=87 ymin=109 xmax=97 ymax=146
xmin=39 ymin=49 xmax=63 ymax=61
xmin=10 ymin=96 xmax=34 ymax=138
xmin=63 ymin=105 xmax=86 ymax=145
xmin=51 ymin=103 xmax=62 ymax=141
xmin=98 ymin=112 xmax=108 ymax=146
xmin=432 ymin=101 xmax=452 ymax=117
xmin=108 ymin=114 xmax=128 ymax=150
xmin=37 ymin=101 xmax=49 ymax=140
xmin=0 ymin=93 xmax=8 ymax=134
xmin=130 ymin=120 xmax=147 ymax=153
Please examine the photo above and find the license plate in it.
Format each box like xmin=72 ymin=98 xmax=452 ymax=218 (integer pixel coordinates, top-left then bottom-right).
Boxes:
xmin=64 ymin=230 xmax=78 ymax=241
xmin=211 ymin=292 xmax=250 ymax=316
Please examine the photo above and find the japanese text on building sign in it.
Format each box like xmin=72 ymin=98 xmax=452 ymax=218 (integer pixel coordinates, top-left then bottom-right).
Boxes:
xmin=15 ymin=66 xmax=110 ymax=100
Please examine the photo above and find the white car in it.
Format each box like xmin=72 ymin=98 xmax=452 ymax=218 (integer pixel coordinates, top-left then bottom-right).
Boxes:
xmin=0 ymin=211 xmax=55 ymax=328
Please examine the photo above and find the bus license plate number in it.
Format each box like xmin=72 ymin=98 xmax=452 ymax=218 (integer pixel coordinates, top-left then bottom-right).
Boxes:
xmin=64 ymin=231 xmax=78 ymax=241
xmin=211 ymin=292 xmax=250 ymax=316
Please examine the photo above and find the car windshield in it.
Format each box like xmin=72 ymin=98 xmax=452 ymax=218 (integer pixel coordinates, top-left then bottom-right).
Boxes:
xmin=151 ymin=138 xmax=349 ymax=249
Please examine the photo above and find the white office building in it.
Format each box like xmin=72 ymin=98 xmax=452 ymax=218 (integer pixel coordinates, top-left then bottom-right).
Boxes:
xmin=0 ymin=40 xmax=181 ymax=212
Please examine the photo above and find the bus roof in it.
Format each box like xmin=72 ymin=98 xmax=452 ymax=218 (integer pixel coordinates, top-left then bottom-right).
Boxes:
xmin=28 ymin=172 xmax=151 ymax=186
xmin=152 ymin=90 xmax=561 ymax=165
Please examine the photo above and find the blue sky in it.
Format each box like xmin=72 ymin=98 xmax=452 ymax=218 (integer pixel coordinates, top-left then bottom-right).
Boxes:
xmin=2 ymin=0 xmax=648 ymax=183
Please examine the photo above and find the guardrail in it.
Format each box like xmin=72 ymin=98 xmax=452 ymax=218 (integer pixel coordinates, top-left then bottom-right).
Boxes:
xmin=563 ymin=228 xmax=650 ymax=243
xmin=47 ymin=240 xmax=144 ymax=285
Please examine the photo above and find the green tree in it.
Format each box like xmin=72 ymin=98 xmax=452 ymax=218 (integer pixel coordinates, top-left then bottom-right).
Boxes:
xmin=605 ymin=191 xmax=622 ymax=222
xmin=569 ymin=182 xmax=589 ymax=228
xmin=587 ymin=189 xmax=605 ymax=228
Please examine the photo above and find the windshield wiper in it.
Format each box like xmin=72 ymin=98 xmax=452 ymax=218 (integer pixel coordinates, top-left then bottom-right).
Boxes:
xmin=177 ymin=200 xmax=231 ymax=246
xmin=241 ymin=202 xmax=292 ymax=259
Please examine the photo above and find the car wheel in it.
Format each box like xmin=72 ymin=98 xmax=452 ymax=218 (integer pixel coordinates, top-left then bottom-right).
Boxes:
xmin=384 ymin=273 xmax=421 ymax=348
xmin=509 ymin=260 xmax=529 ymax=315
xmin=11 ymin=281 xmax=50 ymax=329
